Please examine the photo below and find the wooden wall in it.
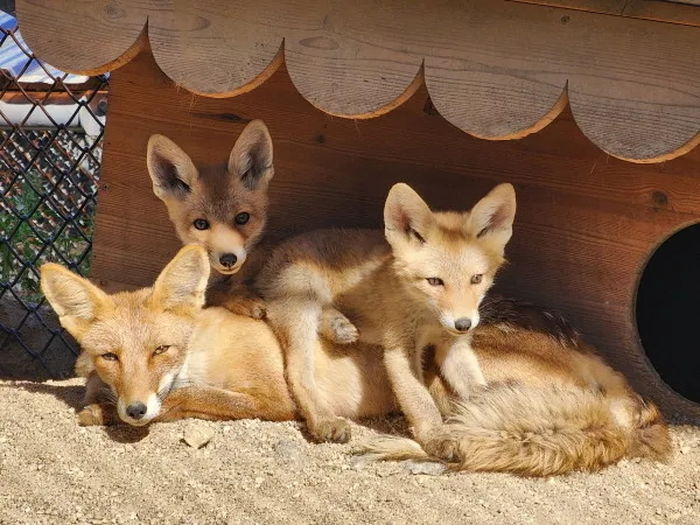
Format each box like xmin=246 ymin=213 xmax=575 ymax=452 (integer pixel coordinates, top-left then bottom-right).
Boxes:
xmin=92 ymin=47 xmax=700 ymax=417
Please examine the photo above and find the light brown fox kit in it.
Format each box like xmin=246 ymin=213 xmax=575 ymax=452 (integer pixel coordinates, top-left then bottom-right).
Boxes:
xmin=147 ymin=120 xmax=274 ymax=318
xmin=257 ymin=183 xmax=516 ymax=454
xmin=40 ymin=245 xmax=670 ymax=476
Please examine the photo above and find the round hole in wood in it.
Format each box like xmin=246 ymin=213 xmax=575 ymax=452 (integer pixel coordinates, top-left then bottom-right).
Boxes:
xmin=636 ymin=223 xmax=700 ymax=404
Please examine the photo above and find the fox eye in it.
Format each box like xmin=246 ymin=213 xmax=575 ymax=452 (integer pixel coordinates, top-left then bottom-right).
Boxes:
xmin=153 ymin=345 xmax=170 ymax=356
xmin=426 ymin=277 xmax=444 ymax=286
xmin=101 ymin=352 xmax=118 ymax=361
xmin=235 ymin=212 xmax=250 ymax=225
xmin=193 ymin=219 xmax=209 ymax=230
xmin=471 ymin=274 xmax=483 ymax=285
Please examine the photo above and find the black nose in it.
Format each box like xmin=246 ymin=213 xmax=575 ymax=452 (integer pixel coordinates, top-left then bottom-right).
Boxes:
xmin=454 ymin=318 xmax=472 ymax=332
xmin=126 ymin=402 xmax=147 ymax=420
xmin=219 ymin=253 xmax=237 ymax=268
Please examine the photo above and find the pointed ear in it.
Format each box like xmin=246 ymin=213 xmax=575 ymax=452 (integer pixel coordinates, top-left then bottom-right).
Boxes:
xmin=147 ymin=134 xmax=198 ymax=201
xmin=384 ymin=183 xmax=434 ymax=246
xmin=466 ymin=183 xmax=516 ymax=254
xmin=149 ymin=245 xmax=210 ymax=313
xmin=40 ymin=263 xmax=113 ymax=339
xmin=228 ymin=120 xmax=274 ymax=191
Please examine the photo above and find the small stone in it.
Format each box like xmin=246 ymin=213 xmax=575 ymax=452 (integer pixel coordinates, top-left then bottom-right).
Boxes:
xmin=680 ymin=446 xmax=691 ymax=455
xmin=272 ymin=439 xmax=305 ymax=463
xmin=403 ymin=460 xmax=446 ymax=476
xmin=183 ymin=424 xmax=214 ymax=449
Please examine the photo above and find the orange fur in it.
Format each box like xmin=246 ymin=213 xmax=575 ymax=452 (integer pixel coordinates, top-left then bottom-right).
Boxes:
xmin=41 ymin=246 xmax=670 ymax=476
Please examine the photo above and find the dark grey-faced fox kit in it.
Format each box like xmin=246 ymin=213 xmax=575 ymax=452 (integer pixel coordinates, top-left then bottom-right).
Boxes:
xmin=146 ymin=120 xmax=273 ymax=318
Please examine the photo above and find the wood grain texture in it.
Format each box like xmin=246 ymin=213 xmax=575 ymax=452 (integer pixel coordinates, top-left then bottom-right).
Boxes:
xmin=624 ymin=0 xmax=700 ymax=26
xmin=148 ymin=0 xmax=284 ymax=97
xmin=15 ymin=0 xmax=150 ymax=75
xmin=283 ymin=0 xmax=425 ymax=118
xmin=15 ymin=0 xmax=700 ymax=162
xmin=92 ymin=48 xmax=700 ymax=418
xmin=512 ymin=0 xmax=700 ymax=26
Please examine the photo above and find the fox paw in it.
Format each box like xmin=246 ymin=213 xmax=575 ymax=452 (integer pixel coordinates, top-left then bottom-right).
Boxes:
xmin=422 ymin=432 xmax=462 ymax=463
xmin=77 ymin=404 xmax=106 ymax=426
xmin=225 ymin=297 xmax=266 ymax=320
xmin=320 ymin=311 xmax=359 ymax=344
xmin=310 ymin=417 xmax=352 ymax=443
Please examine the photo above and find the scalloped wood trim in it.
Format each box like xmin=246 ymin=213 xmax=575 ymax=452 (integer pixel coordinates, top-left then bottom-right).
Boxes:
xmin=16 ymin=0 xmax=699 ymax=163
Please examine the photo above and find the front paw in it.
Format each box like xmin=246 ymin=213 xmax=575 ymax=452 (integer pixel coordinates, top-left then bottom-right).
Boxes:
xmin=78 ymin=404 xmax=108 ymax=426
xmin=224 ymin=297 xmax=266 ymax=320
xmin=419 ymin=428 xmax=462 ymax=462
xmin=309 ymin=417 xmax=352 ymax=443
xmin=320 ymin=310 xmax=359 ymax=344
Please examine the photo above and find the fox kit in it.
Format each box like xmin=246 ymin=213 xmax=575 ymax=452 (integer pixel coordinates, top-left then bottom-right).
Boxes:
xmin=257 ymin=183 xmax=516 ymax=454
xmin=40 ymin=245 xmax=670 ymax=476
xmin=146 ymin=120 xmax=274 ymax=318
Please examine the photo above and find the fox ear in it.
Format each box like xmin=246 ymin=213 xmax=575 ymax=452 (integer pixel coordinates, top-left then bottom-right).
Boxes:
xmin=150 ymin=245 xmax=210 ymax=313
xmin=228 ymin=120 xmax=273 ymax=191
xmin=147 ymin=134 xmax=198 ymax=201
xmin=40 ymin=264 xmax=113 ymax=339
xmin=384 ymin=183 xmax=434 ymax=247
xmin=466 ymin=183 xmax=516 ymax=254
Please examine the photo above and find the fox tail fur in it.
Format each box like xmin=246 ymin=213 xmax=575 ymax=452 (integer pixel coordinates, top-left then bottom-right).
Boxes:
xmin=361 ymin=383 xmax=671 ymax=476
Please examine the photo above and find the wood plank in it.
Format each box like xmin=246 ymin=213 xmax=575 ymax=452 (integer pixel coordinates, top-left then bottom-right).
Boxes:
xmin=16 ymin=0 xmax=700 ymax=163
xmin=93 ymin=48 xmax=700 ymax=418
xmin=15 ymin=0 xmax=150 ymax=74
xmin=421 ymin=1 xmax=699 ymax=161
xmin=512 ymin=0 xmax=700 ymax=26
xmin=148 ymin=0 xmax=284 ymax=97
xmin=624 ymin=0 xmax=700 ymax=26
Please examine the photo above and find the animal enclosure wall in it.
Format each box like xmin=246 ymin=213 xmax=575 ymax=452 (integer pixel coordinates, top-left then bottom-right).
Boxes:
xmin=15 ymin=0 xmax=700 ymax=418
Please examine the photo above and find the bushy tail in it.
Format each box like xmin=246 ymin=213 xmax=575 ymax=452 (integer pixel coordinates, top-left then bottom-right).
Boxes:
xmin=362 ymin=383 xmax=671 ymax=476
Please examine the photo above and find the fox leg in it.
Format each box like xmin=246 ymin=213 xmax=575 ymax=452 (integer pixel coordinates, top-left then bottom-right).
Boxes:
xmin=156 ymin=386 xmax=293 ymax=422
xmin=383 ymin=344 xmax=463 ymax=460
xmin=207 ymin=281 xmax=266 ymax=320
xmin=318 ymin=306 xmax=359 ymax=344
xmin=77 ymin=373 xmax=118 ymax=426
xmin=436 ymin=336 xmax=486 ymax=402
xmin=267 ymin=298 xmax=351 ymax=443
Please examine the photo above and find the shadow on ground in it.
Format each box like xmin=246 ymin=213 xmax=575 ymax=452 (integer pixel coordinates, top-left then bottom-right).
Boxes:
xmin=0 ymin=380 xmax=151 ymax=443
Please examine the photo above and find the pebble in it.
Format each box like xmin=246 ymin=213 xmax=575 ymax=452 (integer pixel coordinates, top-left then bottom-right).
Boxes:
xmin=182 ymin=424 xmax=214 ymax=449
xmin=272 ymin=439 xmax=306 ymax=463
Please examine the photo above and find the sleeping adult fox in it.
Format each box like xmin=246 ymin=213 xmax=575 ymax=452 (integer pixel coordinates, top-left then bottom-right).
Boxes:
xmin=40 ymin=245 xmax=670 ymax=476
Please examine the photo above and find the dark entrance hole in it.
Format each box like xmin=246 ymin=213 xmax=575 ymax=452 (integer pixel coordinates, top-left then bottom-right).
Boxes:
xmin=636 ymin=223 xmax=700 ymax=404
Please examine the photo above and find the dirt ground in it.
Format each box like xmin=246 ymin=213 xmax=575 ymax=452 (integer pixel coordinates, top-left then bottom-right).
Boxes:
xmin=0 ymin=378 xmax=699 ymax=525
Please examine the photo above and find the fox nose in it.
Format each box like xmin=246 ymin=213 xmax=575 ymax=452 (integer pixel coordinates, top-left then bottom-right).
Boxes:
xmin=454 ymin=318 xmax=472 ymax=333
xmin=126 ymin=402 xmax=147 ymax=420
xmin=219 ymin=253 xmax=238 ymax=268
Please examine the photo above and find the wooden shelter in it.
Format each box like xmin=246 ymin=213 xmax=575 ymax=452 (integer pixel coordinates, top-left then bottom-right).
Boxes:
xmin=16 ymin=0 xmax=700 ymax=417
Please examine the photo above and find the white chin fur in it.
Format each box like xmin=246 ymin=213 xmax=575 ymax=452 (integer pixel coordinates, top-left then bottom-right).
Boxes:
xmin=116 ymin=393 xmax=162 ymax=427
xmin=215 ymin=267 xmax=241 ymax=275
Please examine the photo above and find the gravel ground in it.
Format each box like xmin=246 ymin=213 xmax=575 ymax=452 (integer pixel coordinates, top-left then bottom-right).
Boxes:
xmin=1 ymin=378 xmax=699 ymax=525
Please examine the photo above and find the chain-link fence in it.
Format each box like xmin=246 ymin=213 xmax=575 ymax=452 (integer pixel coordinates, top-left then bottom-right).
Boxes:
xmin=0 ymin=10 xmax=108 ymax=379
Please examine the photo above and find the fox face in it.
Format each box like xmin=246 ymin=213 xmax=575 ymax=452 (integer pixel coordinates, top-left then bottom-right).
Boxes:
xmin=384 ymin=183 xmax=516 ymax=335
xmin=147 ymin=120 xmax=274 ymax=275
xmin=41 ymin=245 xmax=210 ymax=426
